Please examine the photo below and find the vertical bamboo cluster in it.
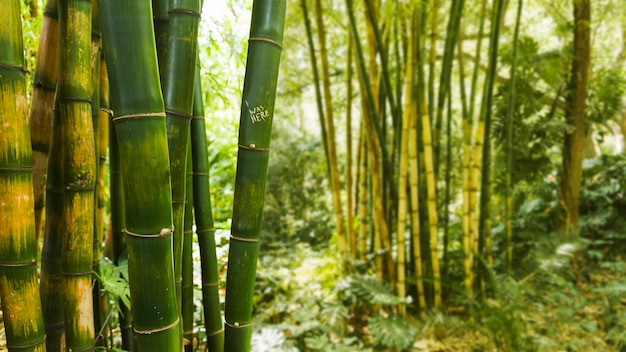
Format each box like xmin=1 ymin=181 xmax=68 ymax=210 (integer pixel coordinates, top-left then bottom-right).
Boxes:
xmin=159 ymin=0 xmax=201 ymax=329
xmin=0 ymin=2 xmax=47 ymax=350
xmin=224 ymin=1 xmax=287 ymax=350
xmin=100 ymin=0 xmax=181 ymax=350
xmin=312 ymin=0 xmax=347 ymax=267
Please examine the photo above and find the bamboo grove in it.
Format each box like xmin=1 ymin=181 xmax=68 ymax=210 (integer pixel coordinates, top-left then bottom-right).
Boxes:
xmin=0 ymin=0 xmax=611 ymax=349
xmin=299 ymin=0 xmax=596 ymax=314
xmin=1 ymin=0 xmax=285 ymax=351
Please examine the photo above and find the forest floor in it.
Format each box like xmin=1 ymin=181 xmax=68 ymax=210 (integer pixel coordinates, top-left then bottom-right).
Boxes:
xmin=410 ymin=258 xmax=626 ymax=351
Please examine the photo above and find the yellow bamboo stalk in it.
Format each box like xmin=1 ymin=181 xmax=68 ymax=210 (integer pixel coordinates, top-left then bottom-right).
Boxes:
xmin=357 ymin=124 xmax=369 ymax=260
xmin=408 ymin=93 xmax=426 ymax=314
xmin=396 ymin=41 xmax=413 ymax=317
xmin=29 ymin=0 xmax=59 ymax=239
xmin=420 ymin=103 xmax=442 ymax=308
xmin=313 ymin=0 xmax=347 ymax=267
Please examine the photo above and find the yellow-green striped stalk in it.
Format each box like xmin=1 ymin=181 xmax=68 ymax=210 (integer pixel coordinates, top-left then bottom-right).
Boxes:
xmin=224 ymin=1 xmax=286 ymax=350
xmin=0 ymin=2 xmax=47 ymax=351
xmin=100 ymin=0 xmax=181 ymax=350
xmin=29 ymin=0 xmax=59 ymax=240
xmin=57 ymin=0 xmax=97 ymax=350
xmin=182 ymin=139 xmax=194 ymax=347
xmin=191 ymin=63 xmax=224 ymax=352
xmin=159 ymin=0 xmax=201 ymax=331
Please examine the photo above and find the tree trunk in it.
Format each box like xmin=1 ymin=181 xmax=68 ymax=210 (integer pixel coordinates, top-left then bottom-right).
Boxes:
xmin=559 ymin=0 xmax=590 ymax=233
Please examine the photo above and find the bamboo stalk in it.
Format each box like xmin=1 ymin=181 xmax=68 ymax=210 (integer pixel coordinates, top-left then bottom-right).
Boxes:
xmin=107 ymin=108 xmax=134 ymax=351
xmin=223 ymin=1 xmax=286 ymax=350
xmin=505 ymin=0 xmax=524 ymax=275
xmin=41 ymin=105 xmax=66 ymax=352
xmin=476 ymin=0 xmax=505 ymax=290
xmin=313 ymin=0 xmax=347 ymax=267
xmin=396 ymin=23 xmax=414 ymax=315
xmin=182 ymin=140 xmax=194 ymax=348
xmin=346 ymin=33 xmax=356 ymax=260
xmin=465 ymin=0 xmax=488 ymax=298
xmin=57 ymin=0 xmax=97 ymax=349
xmin=0 ymin=2 xmax=47 ymax=350
xmin=160 ymin=0 xmax=201 ymax=330
xmin=191 ymin=61 xmax=225 ymax=352
xmin=29 ymin=0 xmax=59 ymax=240
xmin=91 ymin=3 xmax=109 ymax=345
xmin=100 ymin=0 xmax=181 ymax=349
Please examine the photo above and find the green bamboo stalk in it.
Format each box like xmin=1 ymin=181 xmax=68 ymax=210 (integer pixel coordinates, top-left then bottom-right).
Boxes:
xmin=41 ymin=103 xmax=66 ymax=352
xmin=300 ymin=0 xmax=330 ymax=172
xmin=29 ymin=0 xmax=59 ymax=240
xmin=477 ymin=0 xmax=505 ymax=289
xmin=90 ymin=3 xmax=108 ymax=345
xmin=153 ymin=0 xmax=170 ymax=76
xmin=107 ymin=105 xmax=134 ymax=351
xmin=434 ymin=0 xmax=464 ymax=173
xmin=345 ymin=0 xmax=397 ymax=208
xmin=100 ymin=1 xmax=181 ymax=350
xmin=182 ymin=140 xmax=194 ymax=348
xmin=363 ymin=0 xmax=398 ymax=120
xmin=428 ymin=0 xmax=438 ymax=165
xmin=191 ymin=63 xmax=224 ymax=352
xmin=223 ymin=1 xmax=286 ymax=350
xmin=160 ymin=0 xmax=201 ymax=328
xmin=57 ymin=0 xmax=97 ymax=350
xmin=505 ymin=0 xmax=523 ymax=275
xmin=0 ymin=2 xmax=47 ymax=350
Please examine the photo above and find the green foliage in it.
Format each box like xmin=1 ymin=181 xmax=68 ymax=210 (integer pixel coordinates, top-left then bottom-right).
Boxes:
xmin=93 ymin=256 xmax=131 ymax=314
xmin=476 ymin=276 xmax=532 ymax=352
xmin=368 ymin=314 xmax=417 ymax=350
xmin=263 ymin=122 xmax=333 ymax=248
xmin=337 ymin=275 xmax=410 ymax=307
xmin=586 ymin=65 xmax=626 ymax=124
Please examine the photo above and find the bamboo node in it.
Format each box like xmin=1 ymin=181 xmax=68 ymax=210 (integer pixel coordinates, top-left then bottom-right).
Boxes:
xmin=5 ymin=335 xmax=46 ymax=349
xmin=165 ymin=109 xmax=193 ymax=120
xmin=168 ymin=8 xmax=201 ymax=17
xmin=224 ymin=320 xmax=252 ymax=329
xmin=33 ymin=80 xmax=56 ymax=92
xmin=229 ymin=234 xmax=259 ymax=243
xmin=0 ymin=62 xmax=27 ymax=74
xmin=123 ymin=228 xmax=173 ymax=238
xmin=112 ymin=112 xmax=166 ymax=121
xmin=134 ymin=318 xmax=180 ymax=335
xmin=238 ymin=144 xmax=270 ymax=152
xmin=249 ymin=36 xmax=283 ymax=49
